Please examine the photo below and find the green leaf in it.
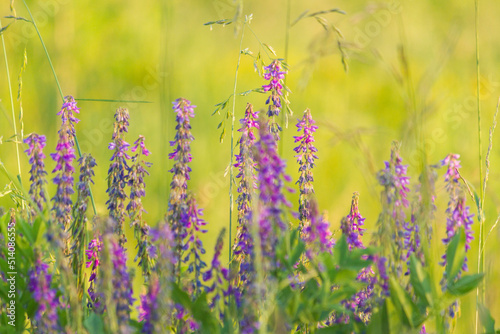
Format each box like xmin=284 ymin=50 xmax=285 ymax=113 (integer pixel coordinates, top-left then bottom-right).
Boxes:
xmin=447 ymin=273 xmax=484 ymax=296
xmin=83 ymin=313 xmax=104 ymax=333
xmin=479 ymin=303 xmax=496 ymax=334
xmin=446 ymin=227 xmax=466 ymax=284
xmin=367 ymin=299 xmax=390 ymax=334
xmin=389 ymin=276 xmax=423 ymax=328
xmin=191 ymin=293 xmax=220 ymax=334
xmin=409 ymin=254 xmax=434 ymax=308
xmin=171 ymin=283 xmax=193 ymax=310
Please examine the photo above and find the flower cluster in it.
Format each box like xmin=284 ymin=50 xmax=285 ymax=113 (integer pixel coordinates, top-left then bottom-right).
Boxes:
xmin=440 ymin=154 xmax=474 ymax=274
xmin=263 ymin=59 xmax=286 ymax=117
xmin=376 ymin=143 xmax=410 ymax=273
xmin=303 ymin=199 xmax=333 ymax=253
xmin=263 ymin=59 xmax=286 ymax=139
xmin=128 ymin=135 xmax=154 ymax=279
xmin=204 ymin=229 xmax=229 ymax=317
xmin=86 ymin=237 xmax=103 ymax=310
xmin=111 ymin=239 xmax=135 ymax=327
xmin=254 ymin=119 xmax=291 ymax=259
xmin=233 ymin=103 xmax=258 ymax=282
xmin=183 ymin=194 xmax=208 ymax=296
xmin=294 ymin=109 xmax=319 ymax=233
xmin=24 ymin=133 xmax=48 ymax=213
xmin=51 ymin=96 xmax=79 ymax=230
xmin=168 ymin=98 xmax=196 ymax=276
xmin=70 ymin=154 xmax=97 ymax=290
xmin=107 ymin=107 xmax=131 ymax=247
xmin=341 ymin=192 xmax=366 ymax=250
xmin=28 ymin=259 xmax=61 ymax=332
xmin=138 ymin=276 xmax=160 ymax=334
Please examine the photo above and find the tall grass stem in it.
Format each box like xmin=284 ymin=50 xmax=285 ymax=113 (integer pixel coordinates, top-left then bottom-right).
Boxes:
xmin=1 ymin=18 xmax=24 ymax=209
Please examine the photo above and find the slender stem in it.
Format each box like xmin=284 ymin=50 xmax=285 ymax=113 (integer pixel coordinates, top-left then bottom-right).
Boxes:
xmin=22 ymin=0 xmax=97 ymax=216
xmin=474 ymin=1 xmax=484 ymax=333
xmin=279 ymin=0 xmax=291 ymax=157
xmin=229 ymin=22 xmax=246 ymax=263
xmin=246 ymin=25 xmax=272 ymax=60
xmin=1 ymin=18 xmax=24 ymax=209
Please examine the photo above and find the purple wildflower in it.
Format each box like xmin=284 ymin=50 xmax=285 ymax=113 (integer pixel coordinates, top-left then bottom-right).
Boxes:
xmin=441 ymin=197 xmax=474 ymax=272
xmin=376 ymin=143 xmax=410 ymax=273
xmin=148 ymin=222 xmax=176 ymax=329
xmin=70 ymin=154 xmax=97 ymax=290
xmin=24 ymin=133 xmax=48 ymax=213
xmin=254 ymin=118 xmax=291 ymax=259
xmin=375 ymin=256 xmax=389 ymax=296
xmin=183 ymin=194 xmax=208 ymax=297
xmin=262 ymin=59 xmax=287 ymax=139
xmin=28 ymin=258 xmax=61 ymax=332
xmin=110 ymin=239 xmax=135 ymax=326
xmin=203 ymin=229 xmax=229 ymax=317
xmin=138 ymin=276 xmax=160 ymax=334
xmin=440 ymin=154 xmax=474 ymax=274
xmin=128 ymin=135 xmax=154 ymax=279
xmin=341 ymin=192 xmax=366 ymax=250
xmin=294 ymin=109 xmax=319 ymax=234
xmin=51 ymin=96 xmax=79 ymax=230
xmin=107 ymin=108 xmax=131 ymax=247
xmin=233 ymin=104 xmax=258 ymax=284
xmin=86 ymin=237 xmax=103 ymax=310
xmin=263 ymin=59 xmax=286 ymax=117
xmin=168 ymin=98 xmax=195 ymax=276
xmin=303 ymin=199 xmax=334 ymax=253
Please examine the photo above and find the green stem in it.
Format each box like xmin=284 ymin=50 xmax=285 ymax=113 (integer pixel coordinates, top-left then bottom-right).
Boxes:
xmin=229 ymin=21 xmax=247 ymax=263
xmin=22 ymin=0 xmax=97 ymax=216
xmin=279 ymin=0 xmax=291 ymax=157
xmin=1 ymin=18 xmax=24 ymax=209
xmin=474 ymin=1 xmax=484 ymax=333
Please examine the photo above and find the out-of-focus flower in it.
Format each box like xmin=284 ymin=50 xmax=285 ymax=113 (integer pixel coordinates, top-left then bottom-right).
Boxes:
xmin=24 ymin=133 xmax=48 ymax=214
xmin=107 ymin=108 xmax=131 ymax=247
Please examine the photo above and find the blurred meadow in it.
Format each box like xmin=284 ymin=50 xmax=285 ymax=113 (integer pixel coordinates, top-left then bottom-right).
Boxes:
xmin=1 ymin=0 xmax=500 ymax=330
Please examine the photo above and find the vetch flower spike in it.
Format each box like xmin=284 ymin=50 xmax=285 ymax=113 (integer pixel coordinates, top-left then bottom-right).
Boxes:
xmin=24 ymin=133 xmax=48 ymax=215
xmin=107 ymin=107 xmax=131 ymax=247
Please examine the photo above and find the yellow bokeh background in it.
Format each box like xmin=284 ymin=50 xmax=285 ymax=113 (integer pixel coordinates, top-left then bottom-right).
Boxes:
xmin=1 ymin=0 xmax=500 ymax=330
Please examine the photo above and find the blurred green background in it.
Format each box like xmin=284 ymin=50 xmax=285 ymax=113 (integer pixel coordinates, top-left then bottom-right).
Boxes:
xmin=1 ymin=0 xmax=500 ymax=329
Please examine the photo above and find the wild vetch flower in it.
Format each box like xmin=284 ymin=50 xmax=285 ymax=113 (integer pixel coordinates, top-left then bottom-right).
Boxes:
xmin=341 ymin=192 xmax=365 ymax=250
xmin=376 ymin=143 xmax=410 ymax=272
xmin=204 ymin=229 xmax=229 ymax=316
xmin=107 ymin=108 xmax=131 ymax=247
xmin=51 ymin=96 xmax=79 ymax=230
xmin=440 ymin=154 xmax=474 ymax=274
xmin=28 ymin=258 xmax=61 ymax=333
xmin=128 ymin=135 xmax=153 ymax=279
xmin=441 ymin=196 xmax=474 ymax=272
xmin=403 ymin=165 xmax=439 ymax=272
xmin=442 ymin=153 xmax=461 ymax=204
xmin=254 ymin=118 xmax=291 ymax=259
xmin=263 ymin=59 xmax=287 ymax=139
xmin=24 ymin=133 xmax=48 ymax=213
xmin=138 ymin=276 xmax=160 ymax=334
xmin=303 ymin=199 xmax=333 ymax=253
xmin=86 ymin=237 xmax=103 ymax=310
xmin=294 ymin=109 xmax=319 ymax=234
xmin=110 ymin=239 xmax=135 ymax=327
xmin=233 ymin=104 xmax=258 ymax=282
xmin=183 ymin=194 xmax=208 ymax=297
xmin=147 ymin=222 xmax=176 ymax=330
xmin=375 ymin=256 xmax=389 ymax=296
xmin=263 ymin=59 xmax=286 ymax=117
xmin=337 ymin=194 xmax=375 ymax=324
xmin=168 ymin=98 xmax=195 ymax=273
xmin=70 ymin=154 xmax=96 ymax=292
